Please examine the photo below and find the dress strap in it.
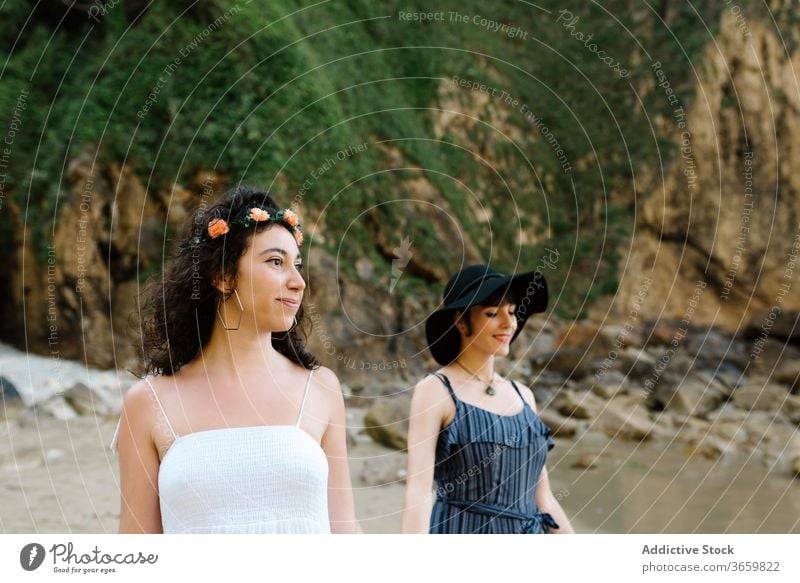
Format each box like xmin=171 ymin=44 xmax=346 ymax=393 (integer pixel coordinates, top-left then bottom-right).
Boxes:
xmin=109 ymin=376 xmax=178 ymax=453
xmin=434 ymin=373 xmax=459 ymax=405
xmin=296 ymin=368 xmax=316 ymax=427
xmin=109 ymin=419 xmax=121 ymax=453
xmin=509 ymin=380 xmax=528 ymax=408
xmin=144 ymin=376 xmax=179 ymax=440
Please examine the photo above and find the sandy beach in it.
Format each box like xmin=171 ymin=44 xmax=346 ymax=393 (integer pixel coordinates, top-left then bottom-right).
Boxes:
xmin=1 ymin=411 xmax=797 ymax=534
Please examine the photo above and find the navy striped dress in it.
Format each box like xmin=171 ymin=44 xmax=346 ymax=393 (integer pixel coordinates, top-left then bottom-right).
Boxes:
xmin=429 ymin=373 xmax=559 ymax=534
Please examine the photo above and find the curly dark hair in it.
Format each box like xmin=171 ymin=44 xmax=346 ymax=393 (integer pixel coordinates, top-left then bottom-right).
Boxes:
xmin=139 ymin=185 xmax=319 ymax=375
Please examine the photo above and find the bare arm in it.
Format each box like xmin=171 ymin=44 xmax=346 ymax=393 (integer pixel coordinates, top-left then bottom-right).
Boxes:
xmin=116 ymin=381 xmax=163 ymax=534
xmin=401 ymin=376 xmax=447 ymax=534
xmin=318 ymin=367 xmax=363 ymax=534
xmin=535 ymin=464 xmax=575 ymax=533
xmin=519 ymin=382 xmax=575 ymax=534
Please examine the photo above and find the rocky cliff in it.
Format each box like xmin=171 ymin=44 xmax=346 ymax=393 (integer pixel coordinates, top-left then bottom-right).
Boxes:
xmin=606 ymin=8 xmax=800 ymax=332
xmin=0 ymin=0 xmax=798 ymax=378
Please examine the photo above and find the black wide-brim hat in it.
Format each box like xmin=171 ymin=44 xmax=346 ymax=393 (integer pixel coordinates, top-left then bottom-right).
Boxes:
xmin=425 ymin=264 xmax=548 ymax=366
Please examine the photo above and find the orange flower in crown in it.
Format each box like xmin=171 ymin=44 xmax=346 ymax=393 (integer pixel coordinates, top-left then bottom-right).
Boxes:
xmin=283 ymin=209 xmax=300 ymax=227
xmin=249 ymin=208 xmax=271 ymax=222
xmin=179 ymin=206 xmax=304 ymax=255
xmin=207 ymin=218 xmax=230 ymax=238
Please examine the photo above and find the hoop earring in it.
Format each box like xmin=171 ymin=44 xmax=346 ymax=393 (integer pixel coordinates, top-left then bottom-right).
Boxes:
xmin=217 ymin=289 xmax=244 ymax=331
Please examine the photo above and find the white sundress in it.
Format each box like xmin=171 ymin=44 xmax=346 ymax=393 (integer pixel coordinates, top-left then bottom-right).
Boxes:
xmin=110 ymin=368 xmax=330 ymax=533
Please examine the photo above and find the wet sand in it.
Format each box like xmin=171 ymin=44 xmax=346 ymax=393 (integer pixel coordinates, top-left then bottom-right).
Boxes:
xmin=0 ymin=415 xmax=797 ymax=533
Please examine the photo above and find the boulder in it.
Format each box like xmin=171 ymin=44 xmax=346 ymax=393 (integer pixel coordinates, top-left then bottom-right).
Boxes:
xmin=531 ymin=348 xmax=591 ymax=381
xmin=590 ymin=395 xmax=663 ymax=441
xmin=732 ymin=384 xmax=791 ymax=413
xmin=20 ymin=395 xmax=79 ymax=421
xmin=554 ymin=389 xmax=606 ymax=420
xmin=555 ymin=322 xmax=612 ymax=353
xmin=706 ymin=403 xmax=749 ymax=425
xmin=637 ymin=348 xmax=695 ymax=392
xmin=739 ymin=411 xmax=798 ymax=453
xmin=62 ymin=382 xmax=116 ymax=417
xmin=538 ymin=407 xmax=583 ymax=438
xmin=547 ymin=322 xmax=632 ymax=380
xmin=707 ymin=415 xmax=749 ymax=445
xmin=693 ymin=362 xmax=746 ymax=391
xmin=745 ymin=337 xmax=800 ymax=375
xmin=0 ymin=376 xmax=24 ymax=421
xmin=529 ymin=370 xmax=568 ymax=389
xmin=683 ymin=433 xmax=736 ymax=460
xmin=583 ymin=370 xmax=629 ymax=399
xmin=645 ymin=320 xmax=685 ymax=347
xmin=683 ymin=326 xmax=752 ymax=370
xmin=364 ymin=395 xmax=410 ymax=450
xmin=759 ymin=429 xmax=800 ymax=476
xmin=598 ymin=324 xmax=645 ymax=350
xmin=671 ymin=416 xmax=739 ymax=459
xmin=616 ymin=347 xmax=661 ymax=383
xmin=647 ymin=377 xmax=727 ymax=417
xmin=774 ymin=360 xmax=800 ymax=394
xmin=744 ymin=309 xmax=800 ymax=343
xmin=571 ymin=454 xmax=600 ymax=470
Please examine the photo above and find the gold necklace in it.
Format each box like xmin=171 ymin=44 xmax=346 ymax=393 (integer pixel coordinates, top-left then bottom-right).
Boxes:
xmin=454 ymin=360 xmax=497 ymax=396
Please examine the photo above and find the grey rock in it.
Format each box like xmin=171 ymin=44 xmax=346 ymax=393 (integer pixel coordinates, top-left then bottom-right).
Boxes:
xmin=647 ymin=377 xmax=727 ymax=417
xmin=24 ymin=395 xmax=79 ymax=421
xmin=62 ymin=383 xmax=116 ymax=417
xmin=0 ymin=376 xmax=24 ymax=421
xmin=584 ymin=370 xmax=629 ymax=399
xmin=591 ymin=395 xmax=663 ymax=441
xmin=538 ymin=407 xmax=583 ymax=438
xmin=744 ymin=309 xmax=800 ymax=343
xmin=532 ymin=348 xmax=590 ymax=381
xmin=571 ymin=454 xmax=600 ymax=469
xmin=364 ymin=395 xmax=411 ymax=451
xmin=1 ymin=376 xmax=21 ymax=402
xmin=554 ymin=389 xmax=606 ymax=420
xmin=732 ymin=384 xmax=791 ymax=413
xmin=774 ymin=360 xmax=800 ymax=394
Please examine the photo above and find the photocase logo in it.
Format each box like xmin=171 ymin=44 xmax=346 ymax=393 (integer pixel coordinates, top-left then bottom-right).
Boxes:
xmin=390 ymin=235 xmax=413 ymax=293
xmin=19 ymin=543 xmax=46 ymax=571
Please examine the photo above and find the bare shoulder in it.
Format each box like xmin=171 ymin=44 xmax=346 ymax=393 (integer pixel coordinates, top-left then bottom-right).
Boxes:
xmin=414 ymin=373 xmax=445 ymax=394
xmin=312 ymin=365 xmax=343 ymax=401
xmin=120 ymin=375 xmax=180 ymax=431
xmin=311 ymin=366 xmax=345 ymax=434
xmin=118 ymin=379 xmax=159 ymax=444
xmin=121 ymin=379 xmax=155 ymax=420
xmin=313 ymin=365 xmax=340 ymax=388
xmin=511 ymin=380 xmax=539 ymax=413
xmin=411 ymin=373 xmax=451 ymax=408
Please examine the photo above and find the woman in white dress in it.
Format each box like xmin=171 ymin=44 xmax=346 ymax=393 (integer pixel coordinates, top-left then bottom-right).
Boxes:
xmin=111 ymin=186 xmax=361 ymax=534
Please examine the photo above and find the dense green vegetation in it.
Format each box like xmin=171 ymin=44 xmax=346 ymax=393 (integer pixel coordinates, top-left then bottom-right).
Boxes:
xmin=0 ymin=0 xmax=753 ymax=317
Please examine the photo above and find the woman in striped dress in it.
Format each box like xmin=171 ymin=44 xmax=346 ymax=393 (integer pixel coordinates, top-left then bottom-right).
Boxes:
xmin=401 ymin=264 xmax=574 ymax=534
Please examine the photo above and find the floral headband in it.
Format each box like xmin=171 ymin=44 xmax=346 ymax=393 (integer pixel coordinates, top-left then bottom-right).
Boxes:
xmin=177 ymin=207 xmax=304 ymax=255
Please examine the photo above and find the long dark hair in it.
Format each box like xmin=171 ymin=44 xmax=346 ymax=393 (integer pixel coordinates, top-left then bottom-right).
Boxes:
xmin=140 ymin=185 xmax=319 ymax=375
